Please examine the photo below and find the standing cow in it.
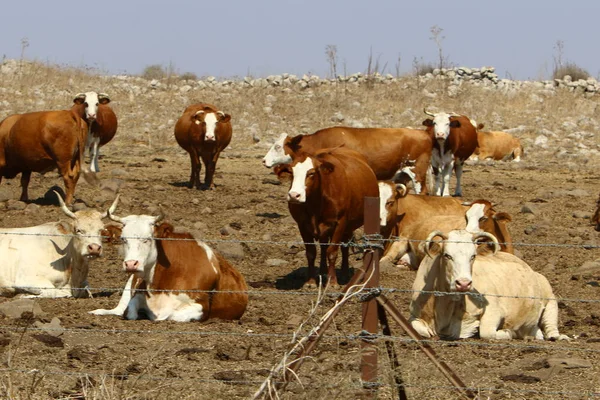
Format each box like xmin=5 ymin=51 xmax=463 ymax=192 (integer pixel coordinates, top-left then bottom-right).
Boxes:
xmin=285 ymin=147 xmax=379 ymax=287
xmin=0 ymin=100 xmax=88 ymax=204
xmin=422 ymin=110 xmax=478 ymax=197
xmin=73 ymin=92 xmax=118 ymax=173
xmin=174 ymin=103 xmax=232 ymax=190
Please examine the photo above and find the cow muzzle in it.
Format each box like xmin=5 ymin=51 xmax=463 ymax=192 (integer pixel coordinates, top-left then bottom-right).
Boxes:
xmin=86 ymin=243 xmax=102 ymax=258
xmin=205 ymin=135 xmax=216 ymax=141
xmin=124 ymin=260 xmax=141 ymax=273
xmin=455 ymin=279 xmax=472 ymax=292
xmin=287 ymin=191 xmax=305 ymax=203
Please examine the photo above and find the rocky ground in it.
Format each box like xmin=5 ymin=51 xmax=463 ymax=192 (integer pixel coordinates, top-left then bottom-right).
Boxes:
xmin=0 ymin=61 xmax=598 ymax=399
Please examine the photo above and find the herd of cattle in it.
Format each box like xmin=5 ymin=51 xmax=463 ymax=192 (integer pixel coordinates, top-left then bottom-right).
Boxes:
xmin=0 ymin=94 xmax=598 ymax=343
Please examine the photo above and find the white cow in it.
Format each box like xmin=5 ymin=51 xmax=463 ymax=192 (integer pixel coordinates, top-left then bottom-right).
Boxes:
xmin=409 ymin=229 xmax=569 ymax=341
xmin=0 ymin=192 xmax=119 ymax=298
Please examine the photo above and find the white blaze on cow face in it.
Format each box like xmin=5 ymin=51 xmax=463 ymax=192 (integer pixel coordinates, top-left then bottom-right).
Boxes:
xmin=262 ymin=133 xmax=291 ymax=167
xmin=432 ymin=112 xmax=453 ymax=141
xmin=465 ymin=203 xmax=486 ymax=233
xmin=82 ymin=91 xmax=100 ymax=121
xmin=119 ymin=215 xmax=159 ymax=276
xmin=288 ymin=158 xmax=314 ymax=203
xmin=204 ymin=112 xmax=218 ymax=141
xmin=71 ymin=210 xmax=106 ymax=258
xmin=441 ymin=230 xmax=478 ymax=292
xmin=378 ymin=182 xmax=394 ymax=227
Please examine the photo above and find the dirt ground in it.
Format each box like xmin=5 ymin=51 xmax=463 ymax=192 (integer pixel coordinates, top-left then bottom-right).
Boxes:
xmin=0 ymin=128 xmax=599 ymax=400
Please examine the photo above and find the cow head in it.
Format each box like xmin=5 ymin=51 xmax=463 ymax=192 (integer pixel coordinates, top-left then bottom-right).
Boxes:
xmin=287 ymin=154 xmax=332 ymax=203
xmin=423 ymin=109 xmax=461 ymax=141
xmin=108 ymin=210 xmax=165 ymax=275
xmin=73 ymin=92 xmax=110 ymax=121
xmin=378 ymin=182 xmax=407 ymax=227
xmin=425 ymin=230 xmax=499 ymax=293
xmin=55 ymin=191 xmax=119 ymax=259
xmin=262 ymin=133 xmax=292 ymax=168
xmin=192 ymin=109 xmax=231 ymax=142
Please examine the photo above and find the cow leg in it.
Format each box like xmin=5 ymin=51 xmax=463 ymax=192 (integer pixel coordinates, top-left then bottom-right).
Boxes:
xmin=325 ymin=221 xmax=348 ymax=288
xmin=188 ymin=150 xmax=201 ymax=189
xmin=538 ymin=298 xmax=570 ymax=341
xmin=16 ymin=275 xmax=72 ymax=298
xmin=513 ymin=146 xmax=522 ymax=162
xmin=432 ymin=166 xmax=443 ymax=196
xmin=124 ymin=292 xmax=154 ymax=320
xmin=296 ymin=224 xmax=318 ymax=288
xmin=90 ymin=137 xmax=100 ymax=173
xmin=453 ymin=160 xmax=463 ymax=197
xmin=19 ymin=171 xmax=31 ymax=202
xmin=202 ymin=152 xmax=219 ymax=190
xmin=440 ymin=161 xmax=454 ymax=197
xmin=479 ymin=310 xmax=515 ymax=340
xmin=89 ymin=274 xmax=135 ymax=316
xmin=408 ymin=257 xmax=438 ymax=338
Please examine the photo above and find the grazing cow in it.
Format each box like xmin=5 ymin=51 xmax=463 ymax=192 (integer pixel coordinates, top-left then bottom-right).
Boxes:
xmin=422 ymin=110 xmax=478 ymax=196
xmin=378 ymin=182 xmax=513 ymax=268
xmin=409 ymin=230 xmax=569 ymax=341
xmin=593 ymin=193 xmax=600 ymax=232
xmin=285 ymin=147 xmax=378 ymax=287
xmin=472 ymin=124 xmax=523 ymax=162
xmin=90 ymin=213 xmax=248 ymax=322
xmin=0 ymin=102 xmax=88 ymax=204
xmin=0 ymin=192 xmax=118 ymax=298
xmin=73 ymin=92 xmax=118 ymax=173
xmin=174 ymin=103 xmax=232 ymax=190
xmin=263 ymin=126 xmax=432 ymax=194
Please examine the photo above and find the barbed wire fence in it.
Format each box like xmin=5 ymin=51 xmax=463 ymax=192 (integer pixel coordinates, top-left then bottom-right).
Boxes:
xmin=0 ymin=208 xmax=599 ymax=399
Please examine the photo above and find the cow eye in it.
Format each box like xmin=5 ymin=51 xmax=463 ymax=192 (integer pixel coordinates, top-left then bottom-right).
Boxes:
xmin=275 ymin=145 xmax=281 ymax=150
xmin=385 ymin=200 xmax=394 ymax=207
xmin=306 ymin=171 xmax=315 ymax=177
xmin=470 ymin=254 xmax=476 ymax=261
xmin=479 ymin=216 xmax=488 ymax=222
xmin=75 ymin=228 xmax=84 ymax=234
xmin=142 ymin=238 xmax=151 ymax=244
xmin=443 ymin=253 xmax=452 ymax=260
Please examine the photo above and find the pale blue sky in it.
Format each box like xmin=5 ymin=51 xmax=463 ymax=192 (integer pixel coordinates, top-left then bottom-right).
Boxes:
xmin=1 ymin=1 xmax=598 ymax=80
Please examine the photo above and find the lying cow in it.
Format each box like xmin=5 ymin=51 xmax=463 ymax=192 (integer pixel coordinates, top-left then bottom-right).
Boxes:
xmin=409 ymin=230 xmax=569 ymax=341
xmin=263 ymin=126 xmax=432 ymax=194
xmin=73 ymin=92 xmax=118 ymax=173
xmin=0 ymin=100 xmax=88 ymax=204
xmin=0 ymin=192 xmax=118 ymax=298
xmin=174 ymin=103 xmax=232 ymax=190
xmin=422 ymin=110 xmax=478 ymax=196
xmin=285 ymin=147 xmax=378 ymax=287
xmin=472 ymin=124 xmax=523 ymax=162
xmin=90 ymin=212 xmax=248 ymax=321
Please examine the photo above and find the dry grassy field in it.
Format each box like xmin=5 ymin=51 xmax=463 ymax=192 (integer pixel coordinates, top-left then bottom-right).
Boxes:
xmin=0 ymin=61 xmax=599 ymax=399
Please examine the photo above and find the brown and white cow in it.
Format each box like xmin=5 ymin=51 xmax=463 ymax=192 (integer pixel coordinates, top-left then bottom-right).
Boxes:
xmin=472 ymin=123 xmax=523 ymax=162
xmin=263 ymin=126 xmax=432 ymax=194
xmin=0 ymin=101 xmax=88 ymax=204
xmin=73 ymin=92 xmax=118 ymax=173
xmin=409 ymin=230 xmax=569 ymax=341
xmin=285 ymin=147 xmax=379 ymax=287
xmin=90 ymin=213 xmax=248 ymax=322
xmin=422 ymin=110 xmax=478 ymax=196
xmin=174 ymin=103 xmax=232 ymax=190
xmin=378 ymin=182 xmax=513 ymax=268
xmin=593 ymin=193 xmax=600 ymax=232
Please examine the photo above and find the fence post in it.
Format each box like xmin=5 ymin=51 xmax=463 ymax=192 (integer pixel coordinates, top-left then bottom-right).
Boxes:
xmin=361 ymin=196 xmax=381 ymax=387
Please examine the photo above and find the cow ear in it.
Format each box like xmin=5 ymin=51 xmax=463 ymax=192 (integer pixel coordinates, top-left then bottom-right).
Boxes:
xmin=450 ymin=120 xmax=461 ymax=128
xmin=99 ymin=98 xmax=110 ymax=105
xmin=73 ymin=94 xmax=85 ymax=105
xmin=287 ymin=135 xmax=303 ymax=152
xmin=493 ymin=212 xmax=512 ymax=223
xmin=219 ymin=113 xmax=231 ymax=123
xmin=319 ymin=161 xmax=334 ymax=174
xmin=154 ymin=222 xmax=174 ymax=238
xmin=394 ymin=183 xmax=408 ymax=198
xmin=422 ymin=119 xmax=433 ymax=127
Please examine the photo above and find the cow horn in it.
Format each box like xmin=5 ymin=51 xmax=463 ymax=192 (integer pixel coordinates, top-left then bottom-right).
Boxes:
xmin=423 ymin=108 xmax=435 ymax=117
xmin=98 ymin=93 xmax=110 ymax=100
xmin=153 ymin=206 xmax=165 ymax=224
xmin=107 ymin=207 xmax=123 ymax=223
xmin=74 ymin=93 xmax=86 ymax=100
xmin=194 ymin=110 xmax=205 ymax=116
xmin=424 ymin=230 xmax=448 ymax=259
xmin=103 ymin=194 xmax=120 ymax=219
xmin=217 ymin=110 xmax=225 ymax=117
xmin=448 ymin=111 xmax=461 ymax=117
xmin=472 ymin=231 xmax=499 ymax=254
xmin=54 ymin=190 xmax=76 ymax=219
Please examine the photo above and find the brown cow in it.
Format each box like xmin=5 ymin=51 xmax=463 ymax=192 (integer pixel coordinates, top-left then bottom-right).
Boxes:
xmin=593 ymin=193 xmax=600 ymax=232
xmin=0 ymin=102 xmax=88 ymax=204
xmin=174 ymin=103 xmax=232 ymax=190
xmin=378 ymin=182 xmax=513 ymax=268
xmin=73 ymin=92 xmax=118 ymax=173
xmin=90 ymin=213 xmax=248 ymax=321
xmin=285 ymin=147 xmax=379 ymax=287
xmin=263 ymin=126 xmax=433 ymax=194
xmin=422 ymin=110 xmax=478 ymax=196
xmin=473 ymin=124 xmax=523 ymax=162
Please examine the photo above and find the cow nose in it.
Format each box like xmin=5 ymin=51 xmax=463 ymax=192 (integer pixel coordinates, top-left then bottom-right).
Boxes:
xmin=455 ymin=279 xmax=472 ymax=292
xmin=124 ymin=260 xmax=140 ymax=272
xmin=205 ymin=135 xmax=215 ymax=141
xmin=288 ymin=191 xmax=302 ymax=202
xmin=88 ymin=114 xmax=96 ymax=120
xmin=88 ymin=243 xmax=102 ymax=255
xmin=262 ymin=159 xmax=267 ymax=166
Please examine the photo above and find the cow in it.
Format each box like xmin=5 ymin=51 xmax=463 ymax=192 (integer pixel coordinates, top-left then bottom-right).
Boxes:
xmin=378 ymin=182 xmax=513 ymax=268
xmin=89 ymin=212 xmax=248 ymax=322
xmin=593 ymin=193 xmax=600 ymax=232
xmin=285 ymin=147 xmax=379 ymax=287
xmin=0 ymin=101 xmax=88 ymax=204
xmin=263 ymin=126 xmax=432 ymax=194
xmin=472 ymin=123 xmax=523 ymax=162
xmin=408 ymin=229 xmax=569 ymax=341
xmin=174 ymin=103 xmax=232 ymax=190
xmin=0 ymin=192 xmax=119 ymax=298
xmin=73 ymin=92 xmax=118 ymax=173
xmin=422 ymin=110 xmax=478 ymax=196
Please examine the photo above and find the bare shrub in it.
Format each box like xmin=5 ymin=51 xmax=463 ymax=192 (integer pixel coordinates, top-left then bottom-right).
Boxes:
xmin=553 ymin=62 xmax=590 ymax=81
xmin=179 ymin=72 xmax=198 ymax=81
xmin=142 ymin=64 xmax=167 ymax=80
xmin=413 ymin=57 xmax=435 ymax=76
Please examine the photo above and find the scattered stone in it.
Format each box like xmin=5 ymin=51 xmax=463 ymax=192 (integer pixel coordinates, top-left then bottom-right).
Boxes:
xmin=500 ymin=373 xmax=540 ymax=383
xmin=6 ymin=200 xmax=26 ymax=211
xmin=0 ymin=299 xmax=46 ymax=319
xmin=32 ymin=333 xmax=64 ymax=348
xmin=286 ymin=314 xmax=304 ymax=327
xmin=521 ymin=203 xmax=540 ymax=214
xmin=265 ymin=259 xmax=288 ymax=267
xmin=34 ymin=317 xmax=64 ymax=337
xmin=574 ymin=260 xmax=600 ymax=275
xmin=573 ymin=211 xmax=592 ymax=219
xmin=215 ymin=242 xmax=245 ymax=260
xmin=213 ymin=370 xmax=246 ymax=383
xmin=67 ymin=346 xmax=97 ymax=363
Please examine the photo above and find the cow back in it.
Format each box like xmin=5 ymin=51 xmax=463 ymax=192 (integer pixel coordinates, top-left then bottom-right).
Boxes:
xmin=209 ymin=253 xmax=248 ymax=320
xmin=93 ymin=104 xmax=118 ymax=146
